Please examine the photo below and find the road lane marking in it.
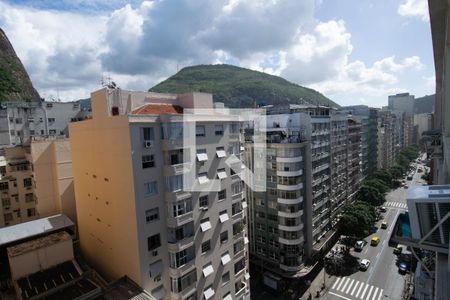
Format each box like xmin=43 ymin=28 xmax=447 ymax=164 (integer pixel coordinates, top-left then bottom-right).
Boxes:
xmin=345 ymin=279 xmax=354 ymax=294
xmin=341 ymin=278 xmax=350 ymax=292
xmin=336 ymin=277 xmax=346 ymax=291
xmin=360 ymin=284 xmax=369 ymax=299
xmin=366 ymin=286 xmax=374 ymax=299
xmin=364 ymin=248 xmax=368 ymax=254
xmin=355 ymin=281 xmax=364 ymax=298
xmin=332 ymin=277 xmax=341 ymax=290
xmin=350 ymin=281 xmax=359 ymax=296
xmin=328 ymin=291 xmax=352 ymax=300
xmin=372 ymin=287 xmax=379 ymax=300
xmin=378 ymin=289 xmax=384 ymax=300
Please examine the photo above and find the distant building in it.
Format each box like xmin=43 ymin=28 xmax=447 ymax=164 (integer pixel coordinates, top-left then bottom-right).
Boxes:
xmin=70 ymin=88 xmax=250 ymax=300
xmin=0 ymin=100 xmax=89 ymax=147
xmin=414 ymin=113 xmax=433 ymax=145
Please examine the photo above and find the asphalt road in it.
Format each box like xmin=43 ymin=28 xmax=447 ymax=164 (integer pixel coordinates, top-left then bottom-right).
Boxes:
xmin=322 ymin=161 xmax=428 ymax=300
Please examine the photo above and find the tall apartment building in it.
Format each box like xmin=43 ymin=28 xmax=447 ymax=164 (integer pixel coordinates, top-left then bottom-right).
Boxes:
xmin=0 ymin=147 xmax=37 ymax=227
xmin=377 ymin=110 xmax=399 ymax=169
xmin=414 ymin=113 xmax=433 ymax=145
xmin=330 ymin=113 xmax=349 ymax=226
xmin=246 ymin=111 xmax=312 ymax=278
xmin=0 ymin=100 xmax=89 ymax=146
xmin=342 ymin=106 xmax=378 ymax=179
xmin=388 ymin=93 xmax=415 ymax=148
xmin=346 ymin=118 xmax=362 ymax=199
xmin=70 ymin=88 xmax=250 ymax=300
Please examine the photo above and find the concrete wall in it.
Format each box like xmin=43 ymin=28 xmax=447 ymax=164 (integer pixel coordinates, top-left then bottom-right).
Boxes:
xmin=31 ymin=139 xmax=77 ymax=223
xmin=8 ymin=235 xmax=73 ymax=280
xmin=69 ymin=88 xmax=141 ymax=284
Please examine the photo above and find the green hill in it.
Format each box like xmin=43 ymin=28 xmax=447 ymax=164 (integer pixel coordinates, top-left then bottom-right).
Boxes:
xmin=150 ymin=64 xmax=338 ymax=108
xmin=0 ymin=28 xmax=40 ymax=101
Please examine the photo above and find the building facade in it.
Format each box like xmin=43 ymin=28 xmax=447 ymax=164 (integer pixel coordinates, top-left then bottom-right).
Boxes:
xmin=70 ymin=88 xmax=250 ymax=300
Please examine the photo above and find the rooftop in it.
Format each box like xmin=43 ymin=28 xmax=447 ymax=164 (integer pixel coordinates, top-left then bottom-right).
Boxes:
xmin=95 ymin=276 xmax=152 ymax=300
xmin=407 ymin=185 xmax=450 ymax=200
xmin=0 ymin=214 xmax=74 ymax=247
xmin=131 ymin=103 xmax=184 ymax=115
xmin=7 ymin=231 xmax=71 ymax=257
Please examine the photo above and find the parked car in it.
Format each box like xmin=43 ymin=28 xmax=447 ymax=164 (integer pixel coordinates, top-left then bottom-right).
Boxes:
xmin=399 ymin=262 xmax=408 ymax=274
xmin=360 ymin=259 xmax=371 ymax=271
xmin=371 ymin=236 xmax=380 ymax=246
xmin=379 ymin=206 xmax=387 ymax=213
xmin=354 ymin=240 xmax=365 ymax=251
xmin=394 ymin=245 xmax=403 ymax=255
xmin=381 ymin=221 xmax=388 ymax=229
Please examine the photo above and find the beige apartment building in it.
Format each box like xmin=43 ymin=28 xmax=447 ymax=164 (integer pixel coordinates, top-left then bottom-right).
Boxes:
xmin=0 ymin=147 xmax=37 ymax=227
xmin=69 ymin=88 xmax=250 ymax=300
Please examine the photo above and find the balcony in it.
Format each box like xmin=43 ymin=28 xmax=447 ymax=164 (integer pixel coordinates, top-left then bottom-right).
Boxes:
xmin=277 ymin=182 xmax=303 ymax=191
xmin=278 ymin=223 xmax=303 ymax=231
xmin=167 ymin=235 xmax=195 ymax=252
xmin=167 ymin=211 xmax=194 ymax=228
xmin=163 ymin=162 xmax=191 ymax=176
xmin=277 ymin=196 xmax=303 ymax=205
xmin=165 ymin=191 xmax=192 ymax=202
xmin=278 ymin=210 xmax=303 ymax=218
xmin=278 ymin=236 xmax=304 ymax=245
xmin=232 ymin=192 xmax=244 ymax=201
xmin=162 ymin=138 xmax=184 ymax=150
xmin=276 ymin=169 xmax=303 ymax=177
xmin=276 ymin=156 xmax=303 ymax=163
xmin=168 ymin=259 xmax=196 ymax=278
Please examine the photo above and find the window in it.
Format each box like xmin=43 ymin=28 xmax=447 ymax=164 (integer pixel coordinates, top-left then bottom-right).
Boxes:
xmin=27 ymin=208 xmax=36 ymax=217
xmin=23 ymin=178 xmax=32 ymax=188
xmin=143 ymin=127 xmax=154 ymax=141
xmin=215 ymin=124 xmax=224 ymax=135
xmin=232 ymin=181 xmax=243 ymax=195
xmin=167 ymin=123 xmax=183 ymax=139
xmin=10 ymin=130 xmax=15 ymax=136
xmin=17 ymin=130 xmax=23 ymax=136
xmin=142 ymin=155 xmax=155 ymax=168
xmin=198 ymin=172 xmax=209 ymax=185
xmin=2 ymin=198 xmax=10 ymax=208
xmin=218 ymin=189 xmax=226 ymax=201
xmin=25 ymin=193 xmax=34 ymax=203
xmin=4 ymin=213 xmax=13 ymax=222
xmin=216 ymin=146 xmax=226 ymax=158
xmin=29 ymin=130 xmax=35 ymax=135
xmin=15 ymin=118 xmax=22 ymax=124
xmin=169 ymin=245 xmax=195 ymax=268
xmin=196 ymin=125 xmax=205 ymax=137
xmin=196 ymin=149 xmax=208 ymax=162
xmin=199 ymin=195 xmax=208 ymax=209
xmin=168 ymin=222 xmax=194 ymax=243
xmin=146 ymin=208 xmax=159 ymax=223
xmin=171 ymin=198 xmax=193 ymax=217
xmin=149 ymin=260 xmax=163 ymax=278
xmin=48 ymin=118 xmax=55 ymax=123
xmin=46 ymin=103 xmax=53 ymax=108
xmin=170 ymin=269 xmax=197 ymax=293
xmin=231 ymin=122 xmax=240 ymax=134
xmin=201 ymin=240 xmax=211 ymax=254
xmin=0 ymin=182 xmax=8 ymax=191
xmin=166 ymin=175 xmax=183 ymax=192
xmin=49 ymin=129 xmax=56 ymax=135
xmin=219 ymin=210 xmax=229 ymax=223
xmin=147 ymin=234 xmax=161 ymax=251
xmin=222 ymin=272 xmax=230 ymax=284
xmin=144 ymin=181 xmax=158 ymax=196
xmin=234 ymin=258 xmax=246 ymax=274
xmin=217 ymin=168 xmax=227 ymax=179
xmin=234 ymin=239 xmax=245 ymax=254
xmin=220 ymin=230 xmax=228 ymax=244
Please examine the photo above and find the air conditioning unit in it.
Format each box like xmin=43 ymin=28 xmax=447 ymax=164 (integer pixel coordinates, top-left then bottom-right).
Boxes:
xmin=152 ymin=250 xmax=158 ymax=256
xmin=144 ymin=140 xmax=152 ymax=148
xmin=154 ymin=275 xmax=161 ymax=282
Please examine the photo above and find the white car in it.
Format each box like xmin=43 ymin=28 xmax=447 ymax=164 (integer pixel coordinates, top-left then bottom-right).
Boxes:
xmin=360 ymin=259 xmax=370 ymax=271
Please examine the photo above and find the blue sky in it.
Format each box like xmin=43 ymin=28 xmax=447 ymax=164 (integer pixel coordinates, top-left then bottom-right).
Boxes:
xmin=0 ymin=0 xmax=435 ymax=107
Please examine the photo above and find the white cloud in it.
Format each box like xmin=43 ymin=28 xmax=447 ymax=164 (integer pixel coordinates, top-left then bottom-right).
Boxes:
xmin=398 ymin=0 xmax=429 ymax=22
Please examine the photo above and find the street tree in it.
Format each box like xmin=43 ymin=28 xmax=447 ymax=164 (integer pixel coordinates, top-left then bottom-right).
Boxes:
xmin=357 ymin=185 xmax=385 ymax=206
xmin=338 ymin=201 xmax=376 ymax=238
xmin=363 ymin=179 xmax=389 ymax=194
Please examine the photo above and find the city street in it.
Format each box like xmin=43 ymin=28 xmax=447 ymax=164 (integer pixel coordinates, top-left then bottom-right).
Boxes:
xmin=321 ymin=161 xmax=427 ymax=300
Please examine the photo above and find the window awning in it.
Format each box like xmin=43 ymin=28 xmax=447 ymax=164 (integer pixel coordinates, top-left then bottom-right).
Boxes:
xmin=196 ymin=153 xmax=208 ymax=162
xmin=219 ymin=213 xmax=229 ymax=223
xmin=217 ymin=170 xmax=227 ymax=179
xmin=242 ymin=201 xmax=248 ymax=209
xmin=244 ymin=272 xmax=250 ymax=280
xmin=216 ymin=149 xmax=226 ymax=158
xmin=151 ymin=286 xmax=166 ymax=300
xmin=200 ymin=221 xmax=212 ymax=232
xmin=204 ymin=287 xmax=215 ymax=300
xmin=221 ymin=253 xmax=231 ymax=265
xmin=244 ymin=237 xmax=249 ymax=244
xmin=202 ymin=264 xmax=214 ymax=277
xmin=223 ymin=294 xmax=232 ymax=300
xmin=149 ymin=260 xmax=163 ymax=277
xmin=198 ymin=175 xmax=209 ymax=185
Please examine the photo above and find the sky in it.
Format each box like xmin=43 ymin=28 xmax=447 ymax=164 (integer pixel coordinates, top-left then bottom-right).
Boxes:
xmin=0 ymin=0 xmax=435 ymax=107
